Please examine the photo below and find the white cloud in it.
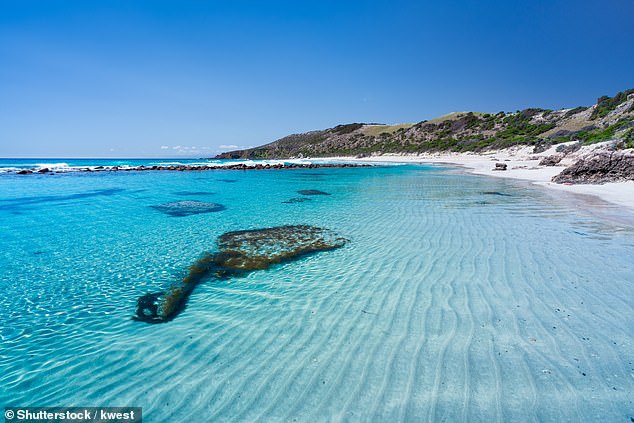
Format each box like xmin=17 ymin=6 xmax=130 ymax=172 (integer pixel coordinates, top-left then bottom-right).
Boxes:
xmin=218 ymin=144 xmax=239 ymax=150
xmin=159 ymin=145 xmax=212 ymax=155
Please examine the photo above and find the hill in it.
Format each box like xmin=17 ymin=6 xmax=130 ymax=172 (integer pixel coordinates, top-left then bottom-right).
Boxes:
xmin=216 ymin=88 xmax=634 ymax=159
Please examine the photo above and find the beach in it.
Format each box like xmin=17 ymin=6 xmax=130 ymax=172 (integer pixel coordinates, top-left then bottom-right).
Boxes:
xmin=4 ymin=1 xmax=633 ymax=420
xmin=2 ymin=162 xmax=634 ymax=421
xmin=324 ymin=144 xmax=634 ymax=211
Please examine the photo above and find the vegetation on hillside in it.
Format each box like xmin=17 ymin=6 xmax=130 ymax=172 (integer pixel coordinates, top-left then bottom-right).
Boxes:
xmin=216 ymin=88 xmax=634 ymax=159
xmin=590 ymin=88 xmax=634 ymax=120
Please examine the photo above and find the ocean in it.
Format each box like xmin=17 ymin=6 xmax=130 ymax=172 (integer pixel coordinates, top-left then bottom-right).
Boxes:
xmin=1 ymin=159 xmax=633 ymax=422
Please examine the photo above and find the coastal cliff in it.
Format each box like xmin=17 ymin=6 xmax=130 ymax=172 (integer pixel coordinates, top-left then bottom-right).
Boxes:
xmin=216 ymin=89 xmax=634 ymax=161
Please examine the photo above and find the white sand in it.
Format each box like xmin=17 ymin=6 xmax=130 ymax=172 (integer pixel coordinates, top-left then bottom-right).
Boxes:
xmin=321 ymin=144 xmax=634 ymax=211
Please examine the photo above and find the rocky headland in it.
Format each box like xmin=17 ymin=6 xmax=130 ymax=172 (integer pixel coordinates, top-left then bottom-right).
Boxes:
xmin=217 ymin=88 xmax=634 ymax=185
xmin=12 ymin=162 xmax=369 ymax=175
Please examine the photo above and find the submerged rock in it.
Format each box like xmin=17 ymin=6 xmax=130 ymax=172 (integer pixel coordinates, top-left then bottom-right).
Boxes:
xmin=173 ymin=191 xmax=215 ymax=196
xmin=215 ymin=225 xmax=347 ymax=270
xmin=482 ymin=191 xmax=512 ymax=197
xmin=150 ymin=200 xmax=226 ymax=216
xmin=552 ymin=151 xmax=634 ymax=184
xmin=297 ymin=189 xmax=331 ymax=195
xmin=282 ymin=198 xmax=312 ymax=204
xmin=134 ymin=225 xmax=347 ymax=323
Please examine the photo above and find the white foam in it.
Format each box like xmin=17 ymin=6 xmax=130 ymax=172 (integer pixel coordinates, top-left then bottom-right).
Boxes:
xmin=34 ymin=162 xmax=70 ymax=170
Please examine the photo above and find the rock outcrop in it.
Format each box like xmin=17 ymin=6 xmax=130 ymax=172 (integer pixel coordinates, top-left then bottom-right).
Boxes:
xmin=134 ymin=225 xmax=347 ymax=323
xmin=552 ymin=151 xmax=634 ymax=184
xmin=6 ymin=162 xmax=370 ymax=175
xmin=539 ymin=155 xmax=563 ymax=166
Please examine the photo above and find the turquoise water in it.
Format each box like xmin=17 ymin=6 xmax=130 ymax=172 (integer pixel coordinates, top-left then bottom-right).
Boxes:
xmin=1 ymin=164 xmax=633 ymax=422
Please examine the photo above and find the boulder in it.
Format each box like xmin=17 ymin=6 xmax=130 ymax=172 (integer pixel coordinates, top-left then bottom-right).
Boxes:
xmin=538 ymin=155 xmax=563 ymax=166
xmin=552 ymin=151 xmax=634 ymax=184
xmin=493 ymin=163 xmax=507 ymax=171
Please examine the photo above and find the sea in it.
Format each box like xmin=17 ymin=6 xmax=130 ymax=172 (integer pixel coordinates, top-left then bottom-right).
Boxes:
xmin=1 ymin=158 xmax=633 ymax=422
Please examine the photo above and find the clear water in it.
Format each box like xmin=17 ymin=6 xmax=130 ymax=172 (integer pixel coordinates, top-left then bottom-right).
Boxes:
xmin=1 ymin=164 xmax=633 ymax=422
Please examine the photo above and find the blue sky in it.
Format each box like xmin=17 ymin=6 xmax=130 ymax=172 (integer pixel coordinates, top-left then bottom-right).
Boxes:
xmin=1 ymin=0 xmax=633 ymax=157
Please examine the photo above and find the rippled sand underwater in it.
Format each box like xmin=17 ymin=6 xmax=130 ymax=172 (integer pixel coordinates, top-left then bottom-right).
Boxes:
xmin=1 ymin=165 xmax=633 ymax=422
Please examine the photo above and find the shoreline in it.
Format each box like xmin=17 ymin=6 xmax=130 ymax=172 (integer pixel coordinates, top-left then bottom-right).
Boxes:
xmin=321 ymin=146 xmax=634 ymax=212
xmin=6 ymin=162 xmax=369 ymax=175
xmin=5 ymin=150 xmax=633 ymax=213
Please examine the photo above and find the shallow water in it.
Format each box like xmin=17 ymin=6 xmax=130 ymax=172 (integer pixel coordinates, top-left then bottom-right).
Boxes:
xmin=1 ymin=164 xmax=633 ymax=422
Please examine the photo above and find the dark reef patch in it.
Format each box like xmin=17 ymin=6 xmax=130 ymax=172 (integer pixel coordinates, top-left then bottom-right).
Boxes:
xmin=282 ymin=198 xmax=312 ymax=204
xmin=173 ymin=191 xmax=215 ymax=196
xmin=297 ymin=189 xmax=331 ymax=196
xmin=216 ymin=225 xmax=347 ymax=270
xmin=482 ymin=191 xmax=512 ymax=197
xmin=292 ymin=171 xmax=330 ymax=181
xmin=134 ymin=225 xmax=347 ymax=323
xmin=0 ymin=188 xmax=125 ymax=212
xmin=150 ymin=200 xmax=226 ymax=217
xmin=296 ymin=172 xmax=328 ymax=176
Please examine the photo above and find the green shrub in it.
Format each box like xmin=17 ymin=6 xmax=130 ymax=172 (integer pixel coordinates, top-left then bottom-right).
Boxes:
xmin=573 ymin=120 xmax=630 ymax=144
xmin=564 ymin=106 xmax=588 ymax=118
xmin=624 ymin=129 xmax=634 ymax=149
xmin=331 ymin=123 xmax=364 ymax=135
xmin=590 ymin=88 xmax=634 ymax=120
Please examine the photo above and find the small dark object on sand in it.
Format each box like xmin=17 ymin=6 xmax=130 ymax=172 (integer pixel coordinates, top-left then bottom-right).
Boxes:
xmin=297 ymin=189 xmax=331 ymax=196
xmin=493 ymin=163 xmax=507 ymax=171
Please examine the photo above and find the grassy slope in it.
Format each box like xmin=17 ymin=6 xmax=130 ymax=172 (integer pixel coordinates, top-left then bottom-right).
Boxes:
xmin=361 ymin=124 xmax=415 ymax=136
xmin=216 ymin=89 xmax=634 ymax=159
